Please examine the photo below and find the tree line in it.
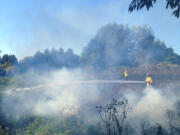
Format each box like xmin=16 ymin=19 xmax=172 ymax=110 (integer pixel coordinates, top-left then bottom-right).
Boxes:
xmin=1 ymin=24 xmax=180 ymax=75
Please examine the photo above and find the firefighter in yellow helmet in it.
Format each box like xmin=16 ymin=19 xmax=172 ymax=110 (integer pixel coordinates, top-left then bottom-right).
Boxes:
xmin=124 ymin=70 xmax=128 ymax=80
xmin=146 ymin=74 xmax=152 ymax=87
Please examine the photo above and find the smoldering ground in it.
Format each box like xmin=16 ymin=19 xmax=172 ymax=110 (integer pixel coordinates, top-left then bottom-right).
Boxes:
xmin=1 ymin=69 xmax=180 ymax=128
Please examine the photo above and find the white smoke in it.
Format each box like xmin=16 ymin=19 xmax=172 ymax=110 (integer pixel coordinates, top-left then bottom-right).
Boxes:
xmin=1 ymin=69 xmax=180 ymax=127
xmin=1 ymin=69 xmax=101 ymax=119
xmin=125 ymin=86 xmax=178 ymax=126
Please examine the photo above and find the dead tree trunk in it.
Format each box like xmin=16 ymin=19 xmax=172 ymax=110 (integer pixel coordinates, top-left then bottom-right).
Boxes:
xmin=96 ymin=98 xmax=130 ymax=135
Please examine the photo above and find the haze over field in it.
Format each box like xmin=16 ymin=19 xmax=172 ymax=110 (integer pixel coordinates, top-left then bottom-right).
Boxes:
xmin=1 ymin=69 xmax=179 ymax=124
xmin=1 ymin=24 xmax=180 ymax=134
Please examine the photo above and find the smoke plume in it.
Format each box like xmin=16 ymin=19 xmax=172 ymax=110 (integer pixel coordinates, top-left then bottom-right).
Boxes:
xmin=1 ymin=69 xmax=180 ymax=127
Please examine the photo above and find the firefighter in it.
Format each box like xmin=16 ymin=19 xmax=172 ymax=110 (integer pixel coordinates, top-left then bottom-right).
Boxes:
xmin=146 ymin=74 xmax=152 ymax=87
xmin=124 ymin=70 xmax=128 ymax=80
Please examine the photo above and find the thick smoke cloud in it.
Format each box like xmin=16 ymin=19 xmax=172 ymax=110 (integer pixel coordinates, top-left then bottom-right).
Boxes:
xmin=125 ymin=87 xmax=178 ymax=126
xmin=1 ymin=69 xmax=180 ymax=127
xmin=1 ymin=69 xmax=101 ymax=120
xmin=1 ymin=24 xmax=180 ymax=130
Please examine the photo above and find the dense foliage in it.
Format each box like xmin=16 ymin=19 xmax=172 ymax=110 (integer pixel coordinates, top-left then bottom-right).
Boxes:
xmin=0 ymin=54 xmax=18 ymax=76
xmin=19 ymin=48 xmax=80 ymax=73
xmin=129 ymin=0 xmax=180 ymax=18
xmin=13 ymin=116 xmax=104 ymax=135
xmin=81 ymin=24 xmax=180 ymax=70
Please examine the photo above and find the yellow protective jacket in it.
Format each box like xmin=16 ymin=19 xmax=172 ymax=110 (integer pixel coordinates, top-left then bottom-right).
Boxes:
xmin=124 ymin=71 xmax=128 ymax=78
xmin=146 ymin=76 xmax=152 ymax=86
xmin=146 ymin=76 xmax=152 ymax=83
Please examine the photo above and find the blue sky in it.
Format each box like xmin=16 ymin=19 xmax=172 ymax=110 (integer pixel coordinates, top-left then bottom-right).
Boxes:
xmin=0 ymin=0 xmax=180 ymax=59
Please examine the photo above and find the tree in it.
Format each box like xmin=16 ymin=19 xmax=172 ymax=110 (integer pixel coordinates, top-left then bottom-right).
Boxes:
xmin=96 ymin=98 xmax=130 ymax=135
xmin=81 ymin=24 xmax=180 ymax=71
xmin=19 ymin=48 xmax=80 ymax=72
xmin=1 ymin=54 xmax=18 ymax=65
xmin=157 ymin=124 xmax=163 ymax=135
xmin=129 ymin=0 xmax=180 ymax=18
